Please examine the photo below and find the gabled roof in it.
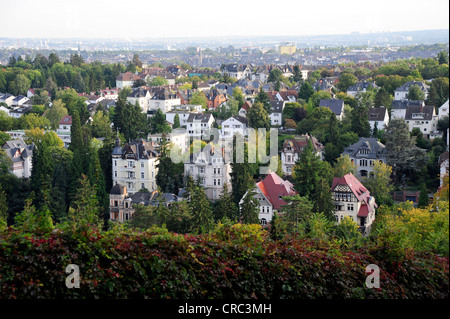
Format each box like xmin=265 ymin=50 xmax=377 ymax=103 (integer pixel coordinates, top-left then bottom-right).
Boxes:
xmin=110 ymin=183 xmax=127 ymax=195
xmin=391 ymin=99 xmax=425 ymax=109
xmin=120 ymin=139 xmax=159 ymax=160
xmin=186 ymin=113 xmax=214 ymax=123
xmin=331 ymin=173 xmax=372 ymax=205
xmin=404 ymin=105 xmax=435 ymax=121
xmin=283 ymin=134 xmax=324 ymax=153
xmin=342 ymin=137 xmax=386 ymax=159
xmin=116 ymin=72 xmax=141 ymax=82
xmin=395 ymin=81 xmax=429 ymax=92
xmin=439 ymin=151 xmax=449 ymax=166
xmin=319 ymin=99 xmax=344 ymax=115
xmin=347 ymin=81 xmax=378 ymax=92
xmin=59 ymin=115 xmax=72 ymax=125
xmin=256 ymin=172 xmax=297 ymax=210
xmin=270 ymin=100 xmax=284 ymax=114
xmin=368 ymin=107 xmax=388 ymax=121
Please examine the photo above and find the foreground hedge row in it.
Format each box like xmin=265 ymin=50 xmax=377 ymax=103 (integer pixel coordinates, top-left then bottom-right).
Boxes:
xmin=0 ymin=223 xmax=448 ymax=299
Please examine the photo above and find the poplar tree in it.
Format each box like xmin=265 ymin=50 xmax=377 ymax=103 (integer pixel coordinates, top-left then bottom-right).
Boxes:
xmin=239 ymin=184 xmax=260 ymax=224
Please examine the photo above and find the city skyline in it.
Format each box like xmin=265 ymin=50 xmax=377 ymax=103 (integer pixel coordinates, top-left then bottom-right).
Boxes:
xmin=1 ymin=0 xmax=449 ymax=39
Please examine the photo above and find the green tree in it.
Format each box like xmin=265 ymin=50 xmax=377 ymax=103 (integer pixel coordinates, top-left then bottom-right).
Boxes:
xmin=418 ymin=183 xmax=429 ymax=208
xmin=281 ymin=195 xmax=313 ymax=232
xmin=337 ymin=73 xmax=358 ymax=92
xmin=363 ymin=161 xmax=394 ymax=207
xmin=191 ymin=91 xmax=208 ymax=109
xmin=132 ymin=54 xmax=142 ymax=68
xmin=406 ymin=85 xmax=426 ymax=100
xmin=437 ymin=50 xmax=449 ymax=65
xmin=384 ymin=119 xmax=428 ymax=183
xmin=150 ymin=109 xmax=171 ymax=134
xmin=156 ymin=138 xmax=184 ymax=194
xmin=428 ymin=77 xmax=449 ymax=109
xmin=188 ymin=178 xmax=214 ymax=233
xmin=0 ymin=185 xmax=7 ymax=228
xmin=173 ymin=113 xmax=181 ymax=129
xmin=298 ymin=81 xmax=314 ymax=102
xmin=148 ymin=76 xmax=169 ymax=87
xmin=239 ymin=184 xmax=260 ymax=224
xmin=44 ymin=99 xmax=68 ymax=130
xmin=68 ymin=174 xmax=101 ymax=227
xmin=247 ymin=101 xmax=270 ymax=131
xmin=10 ymin=74 xmax=31 ymax=96
xmin=351 ymin=99 xmax=371 ymax=138
xmin=333 ymin=154 xmax=357 ymax=177
xmin=374 ymin=87 xmax=393 ymax=108
xmin=214 ymin=183 xmax=238 ymax=221
xmin=292 ymin=65 xmax=303 ymax=83
xmin=254 ymin=88 xmax=271 ymax=112
xmin=232 ymin=87 xmax=244 ymax=108
xmin=113 ymin=92 xmax=149 ymax=141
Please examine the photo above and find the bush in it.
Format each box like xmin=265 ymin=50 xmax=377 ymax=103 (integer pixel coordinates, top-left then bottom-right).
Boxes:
xmin=0 ymin=222 xmax=447 ymax=299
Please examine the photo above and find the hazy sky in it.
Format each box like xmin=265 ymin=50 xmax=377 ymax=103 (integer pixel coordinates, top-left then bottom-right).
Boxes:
xmin=1 ymin=0 xmax=449 ymax=39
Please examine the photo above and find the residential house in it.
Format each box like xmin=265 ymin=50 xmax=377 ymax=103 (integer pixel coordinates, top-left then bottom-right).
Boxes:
xmin=404 ymin=104 xmax=438 ymax=138
xmin=56 ymin=115 xmax=72 ymax=148
xmin=220 ymin=115 xmax=248 ymax=139
xmin=220 ymin=63 xmax=251 ymax=80
xmin=319 ymin=99 xmax=345 ymax=120
xmin=347 ymin=81 xmax=379 ymax=98
xmin=100 ymin=88 xmax=119 ymax=100
xmin=238 ymin=101 xmax=252 ymax=117
xmin=165 ymin=111 xmax=199 ymax=128
xmin=127 ymin=88 xmax=151 ymax=113
xmin=331 ymin=173 xmax=377 ymax=235
xmin=281 ymin=134 xmax=324 ymax=176
xmin=239 ymin=172 xmax=297 ymax=226
xmin=394 ymin=81 xmax=429 ymax=101
xmin=177 ymin=89 xmax=194 ymax=105
xmin=2 ymin=139 xmax=34 ymax=178
xmin=0 ymin=94 xmax=15 ymax=107
xmin=12 ymin=95 xmax=29 ymax=106
xmin=148 ymin=88 xmax=181 ymax=113
xmin=148 ymin=128 xmax=187 ymax=153
xmin=109 ymin=184 xmax=181 ymax=222
xmin=368 ymin=107 xmax=389 ymax=131
xmin=9 ymin=105 xmax=31 ymax=118
xmin=269 ymin=100 xmax=285 ymax=126
xmin=391 ymin=99 xmax=425 ymax=120
xmin=184 ymin=146 xmax=232 ymax=201
xmin=0 ymin=105 xmax=10 ymax=116
xmin=185 ymin=113 xmax=215 ymax=139
xmin=116 ymin=72 xmax=141 ymax=89
xmin=312 ymin=78 xmax=337 ymax=93
xmin=342 ymin=137 xmax=387 ymax=177
xmin=111 ymin=138 xmax=159 ymax=194
xmin=439 ymin=99 xmax=449 ymax=120
xmin=205 ymin=89 xmax=227 ymax=110
xmin=439 ymin=151 xmax=449 ymax=188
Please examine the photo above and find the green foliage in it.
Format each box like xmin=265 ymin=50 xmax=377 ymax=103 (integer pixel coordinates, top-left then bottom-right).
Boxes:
xmin=247 ymin=101 xmax=270 ymax=131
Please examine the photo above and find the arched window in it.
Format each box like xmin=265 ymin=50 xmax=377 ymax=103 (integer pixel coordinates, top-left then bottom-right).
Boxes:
xmin=260 ymin=218 xmax=267 ymax=226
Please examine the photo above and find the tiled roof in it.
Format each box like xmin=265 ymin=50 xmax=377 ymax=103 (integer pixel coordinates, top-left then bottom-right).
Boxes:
xmin=256 ymin=172 xmax=297 ymax=210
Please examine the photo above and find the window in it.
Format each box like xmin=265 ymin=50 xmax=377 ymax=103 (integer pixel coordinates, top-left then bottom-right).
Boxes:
xmin=142 ymin=183 xmax=145 ymax=189
xmin=141 ymin=172 xmax=144 ymax=178
xmin=114 ymin=200 xmax=118 ymax=207
xmin=141 ymin=162 xmax=144 ymax=168
xmin=114 ymin=160 xmax=117 ymax=167
xmin=360 ymin=159 xmax=368 ymax=167
xmin=200 ymin=166 xmax=205 ymax=174
xmin=347 ymin=204 xmax=354 ymax=211
xmin=260 ymin=218 xmax=267 ymax=226
xmin=217 ymin=179 xmax=221 ymax=185
xmin=114 ymin=170 xmax=117 ymax=177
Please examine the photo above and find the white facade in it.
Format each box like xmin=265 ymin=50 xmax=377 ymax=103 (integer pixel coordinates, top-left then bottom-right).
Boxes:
xmin=2 ymin=139 xmax=33 ymax=179
xmin=184 ymin=149 xmax=232 ymax=201
xmin=240 ymin=187 xmax=273 ymax=226
xmin=186 ymin=113 xmax=215 ymax=139
xmin=127 ymin=90 xmax=151 ymax=113
xmin=439 ymin=99 xmax=449 ymax=120
xmin=165 ymin=111 xmax=197 ymax=128
xmin=148 ymin=97 xmax=181 ymax=113
xmin=220 ymin=116 xmax=248 ymax=139
xmin=112 ymin=140 xmax=159 ymax=194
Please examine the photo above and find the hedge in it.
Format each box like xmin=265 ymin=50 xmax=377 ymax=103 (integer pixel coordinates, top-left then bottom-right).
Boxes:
xmin=0 ymin=223 xmax=448 ymax=299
